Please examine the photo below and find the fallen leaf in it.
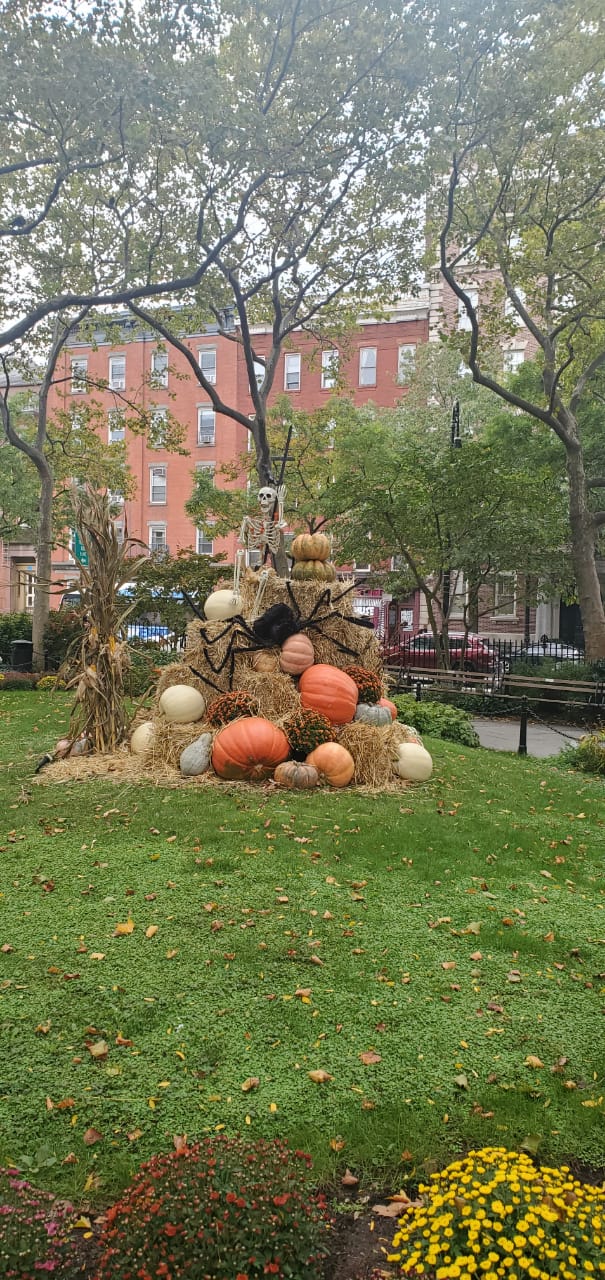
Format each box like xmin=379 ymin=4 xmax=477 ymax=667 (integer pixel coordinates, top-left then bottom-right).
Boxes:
xmin=62 ymin=1153 xmax=78 ymax=1165
xmin=73 ymin=1216 xmax=92 ymax=1230
xmin=330 ymin=1136 xmax=346 ymax=1152
xmin=308 ymin=1069 xmax=332 ymax=1083
xmin=454 ymin=1073 xmax=468 ymax=1089
xmin=89 ymin=952 xmax=105 ymax=961
xmin=127 ymin=1128 xmax=143 ymax=1141
xmin=173 ymin=1134 xmax=188 ymax=1154
xmin=543 ymin=931 xmax=555 ymax=942
xmin=309 ymin=954 xmax=324 ymax=967
xmin=470 ymin=950 xmax=482 ymax=962
xmin=241 ymin=1076 xmax=260 ymax=1092
xmin=442 ymin=961 xmax=456 ymax=971
xmin=487 ymin=1002 xmax=504 ymax=1014
xmin=35 ymin=1021 xmax=51 ymax=1034
xmin=359 ymin=1050 xmax=382 ymax=1065
xmin=295 ymin=987 xmax=312 ymax=999
xmin=524 ymin=1055 xmax=545 ymax=1069
xmin=115 ymin=1033 xmax=133 ymax=1047
xmin=341 ymin=1168 xmax=359 ymax=1187
xmin=145 ymin=925 xmax=158 ymax=939
xmin=87 ymin=1039 xmax=109 ymax=1061
xmin=113 ymin=919 xmax=135 ymax=936
xmin=507 ymin=970 xmax=522 ymax=982
xmin=165 ymin=949 xmax=178 ymax=959
xmin=83 ymin=1128 xmax=103 ymax=1146
xmin=462 ymin=922 xmax=481 ymax=936
xmin=1 ymin=943 xmax=14 ymax=954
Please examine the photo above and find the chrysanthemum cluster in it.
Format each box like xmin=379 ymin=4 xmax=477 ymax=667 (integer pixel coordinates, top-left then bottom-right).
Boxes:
xmin=96 ymin=1136 xmax=330 ymax=1280
xmin=0 ymin=1167 xmax=75 ymax=1278
xmin=389 ymin=1146 xmax=605 ymax=1279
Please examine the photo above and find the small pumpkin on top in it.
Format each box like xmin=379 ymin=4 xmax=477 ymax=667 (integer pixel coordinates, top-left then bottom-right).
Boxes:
xmin=344 ymin=665 xmax=382 ymax=705
xmin=291 ymin=559 xmax=336 ymax=582
xmin=207 ymin=690 xmax=259 ymax=727
xmin=355 ymin=702 xmax=392 ymax=727
xmin=291 ymin=532 xmax=330 ymax=562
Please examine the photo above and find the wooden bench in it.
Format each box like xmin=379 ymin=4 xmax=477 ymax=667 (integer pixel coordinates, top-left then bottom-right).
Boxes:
xmin=503 ymin=673 xmax=605 ymax=712
xmin=385 ymin=665 xmax=498 ymax=696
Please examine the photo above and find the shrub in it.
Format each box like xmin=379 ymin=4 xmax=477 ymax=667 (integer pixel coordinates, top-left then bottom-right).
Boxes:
xmin=125 ymin=645 xmax=182 ymax=697
xmin=393 ymin=693 xmax=480 ymax=747
xmin=560 ymin=730 xmax=605 ymax=776
xmin=43 ymin=610 xmax=84 ymax=670
xmin=343 ymin=664 xmax=382 ymax=704
xmin=0 ymin=672 xmax=40 ymax=692
xmin=96 ymin=1136 xmax=330 ymax=1280
xmin=0 ymin=1166 xmax=76 ymax=1278
xmin=35 ymin=674 xmax=67 ymax=691
xmin=207 ymin=690 xmax=260 ymax=727
xmin=389 ymin=1146 xmax=605 ymax=1279
xmin=283 ymin=708 xmax=335 ymax=759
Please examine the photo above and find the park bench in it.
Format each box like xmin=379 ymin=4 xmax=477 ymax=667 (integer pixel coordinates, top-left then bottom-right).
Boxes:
xmin=385 ymin=665 xmax=499 ymax=696
xmin=502 ymin=672 xmax=605 ymax=714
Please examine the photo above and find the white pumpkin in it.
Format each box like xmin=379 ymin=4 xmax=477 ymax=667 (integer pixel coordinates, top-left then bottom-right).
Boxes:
xmin=130 ymin=720 xmax=155 ymax=755
xmin=204 ymin=589 xmax=242 ymax=622
xmin=395 ymin=742 xmax=433 ymax=782
xmin=159 ymin=684 xmax=206 ymax=724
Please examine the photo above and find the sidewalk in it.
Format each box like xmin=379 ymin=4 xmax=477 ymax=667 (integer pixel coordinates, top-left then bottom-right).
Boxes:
xmin=472 ymin=717 xmax=585 ymax=757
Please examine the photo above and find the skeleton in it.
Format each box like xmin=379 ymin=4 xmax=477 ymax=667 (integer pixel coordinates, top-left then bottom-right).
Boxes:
xmin=239 ymin=485 xmax=287 ymax=557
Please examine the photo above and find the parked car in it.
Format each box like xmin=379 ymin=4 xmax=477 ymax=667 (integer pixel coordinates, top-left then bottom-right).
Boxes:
xmin=519 ymin=641 xmax=584 ymax=664
xmin=382 ymin=632 xmax=501 ymax=674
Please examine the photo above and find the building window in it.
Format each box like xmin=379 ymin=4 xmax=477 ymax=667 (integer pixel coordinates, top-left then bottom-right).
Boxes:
xmin=359 ymin=347 xmax=377 ymax=386
xmin=23 ymin=571 xmax=36 ymax=611
xmin=108 ymin=409 xmax=125 ymax=443
xmin=195 ymin=461 xmax=215 ymax=483
xmin=149 ymin=406 xmax=168 ymax=448
xmin=198 ymin=347 xmax=217 ymax=384
xmin=108 ymin=489 xmax=124 ymax=508
xmin=246 ymin=548 xmax=262 ymax=567
xmin=70 ymin=357 xmax=88 ymax=393
xmin=504 ymin=290 xmax=526 ymax=323
xmin=151 ymin=349 xmax=168 ymax=387
xmin=353 ymin=561 xmax=371 ymax=573
xmin=321 ymin=349 xmax=339 ymax=389
xmin=253 ymin=360 xmax=265 ymax=388
xmin=284 ymin=353 xmax=301 ymax=392
xmin=397 ymin=344 xmax=416 ymax=383
xmin=197 ymin=526 xmax=214 ymax=556
xmin=493 ymin=571 xmax=517 ymax=619
xmin=149 ymin=465 xmax=167 ymax=505
xmin=114 ymin=521 xmax=125 ymax=545
xmin=149 ymin=524 xmax=168 ymax=555
xmin=197 ymin=406 xmax=216 ymax=445
xmin=503 ymin=348 xmax=525 ymax=374
xmin=457 ymin=290 xmax=479 ymax=331
xmin=449 ymin=571 xmax=467 ymax=620
xmin=109 ymin=355 xmax=126 ymax=390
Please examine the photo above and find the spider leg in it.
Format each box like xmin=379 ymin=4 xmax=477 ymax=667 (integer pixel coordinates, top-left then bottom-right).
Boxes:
xmin=180 ymin=589 xmax=205 ymax=620
xmin=188 ymin=665 xmax=224 ymax=695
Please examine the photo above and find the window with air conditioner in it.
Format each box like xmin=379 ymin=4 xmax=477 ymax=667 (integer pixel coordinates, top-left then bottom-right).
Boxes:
xmin=108 ymin=410 xmax=125 ymax=443
xmin=151 ymin=349 xmax=168 ymax=387
xmin=149 ymin=465 xmax=167 ymax=504
xmin=449 ymin=571 xmax=467 ymax=620
xmin=70 ymin=357 xmax=88 ymax=393
xmin=197 ymin=526 xmax=214 ymax=556
xmin=109 ymin=355 xmax=126 ymax=390
xmin=321 ymin=350 xmax=339 ymax=389
xmin=198 ymin=347 xmax=217 ymax=384
xmin=197 ymin=406 xmax=216 ymax=445
xmin=114 ymin=521 xmax=125 ymax=545
xmin=359 ymin=347 xmax=377 ymax=386
xmin=284 ymin=353 xmax=301 ymax=391
xmin=457 ymin=291 xmax=479 ymax=331
xmin=397 ymin=344 xmax=416 ymax=383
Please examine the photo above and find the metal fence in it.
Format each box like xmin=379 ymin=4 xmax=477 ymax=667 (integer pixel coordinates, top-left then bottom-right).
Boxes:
xmin=382 ymin=635 xmax=588 ymax=672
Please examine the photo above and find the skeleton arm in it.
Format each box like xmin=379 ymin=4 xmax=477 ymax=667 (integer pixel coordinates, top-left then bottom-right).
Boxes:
xmin=276 ymin=484 xmax=287 ymax=527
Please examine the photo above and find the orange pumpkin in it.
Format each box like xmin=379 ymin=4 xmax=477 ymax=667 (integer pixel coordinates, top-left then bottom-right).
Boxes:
xmin=299 ymin=664 xmax=358 ymax=726
xmin=274 ymin=761 xmax=319 ymax=790
xmin=306 ymin=742 xmax=355 ymax=788
xmin=279 ymin=632 xmax=315 ymax=676
xmin=291 ymin=532 xmax=330 ymax=561
xmin=378 ymin=697 xmax=397 ymax=720
xmin=291 ymin=559 xmax=336 ymax=582
xmin=212 ymin=716 xmax=289 ymax=781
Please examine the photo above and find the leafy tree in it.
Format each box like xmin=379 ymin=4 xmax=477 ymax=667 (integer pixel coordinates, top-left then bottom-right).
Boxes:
xmin=429 ymin=0 xmax=605 ymax=655
xmin=131 ymin=549 xmax=226 ymax=636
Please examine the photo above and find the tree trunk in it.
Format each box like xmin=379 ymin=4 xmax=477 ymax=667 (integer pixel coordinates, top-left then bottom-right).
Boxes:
xmin=566 ymin=445 xmax=605 ymax=659
xmin=32 ymin=465 xmax=55 ymax=671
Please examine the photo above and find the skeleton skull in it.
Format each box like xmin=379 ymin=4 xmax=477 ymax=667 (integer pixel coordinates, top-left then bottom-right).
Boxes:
xmin=258 ymin=486 xmax=277 ymax=513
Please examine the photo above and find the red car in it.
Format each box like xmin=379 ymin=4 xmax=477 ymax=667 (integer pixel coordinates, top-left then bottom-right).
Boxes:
xmin=382 ymin=632 xmax=499 ymax=673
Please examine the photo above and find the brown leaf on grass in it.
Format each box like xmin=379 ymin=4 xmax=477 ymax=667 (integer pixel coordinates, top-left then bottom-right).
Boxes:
xmin=1 ymin=943 xmax=14 ymax=953
xmin=145 ymin=925 xmax=158 ymax=939
xmin=308 ymin=1069 xmax=332 ymax=1083
xmin=341 ymin=1168 xmax=359 ymax=1187
xmin=87 ymin=1040 xmax=109 ymax=1061
xmin=173 ymin=1134 xmax=188 ymax=1154
xmin=487 ymin=1002 xmax=504 ymax=1013
xmin=372 ymin=1193 xmax=421 ymax=1218
xmin=462 ymin=922 xmax=481 ymax=936
xmin=295 ymin=987 xmax=312 ymax=999
xmin=165 ymin=949 xmax=178 ymax=959
xmin=507 ymin=970 xmax=522 ymax=982
xmin=309 ymin=954 xmax=324 ymax=967
xmin=524 ymin=1055 xmax=544 ymax=1069
xmin=543 ymin=931 xmax=555 ymax=942
xmin=241 ymin=1077 xmax=260 ymax=1092
xmin=454 ymin=1073 xmax=469 ymax=1089
xmin=83 ymin=1127 xmax=103 ymax=1145
xmin=330 ymin=1136 xmax=346 ymax=1151
xmin=470 ymin=951 xmax=483 ymax=962
xmin=359 ymin=1050 xmax=382 ymax=1065
xmin=35 ymin=1021 xmax=51 ymax=1034
xmin=115 ymin=1033 xmax=133 ymax=1047
xmin=62 ymin=1153 xmax=78 ymax=1165
xmin=113 ymin=919 xmax=135 ymax=936
xmin=127 ymin=1128 xmax=143 ymax=1141
xmin=442 ymin=961 xmax=456 ymax=971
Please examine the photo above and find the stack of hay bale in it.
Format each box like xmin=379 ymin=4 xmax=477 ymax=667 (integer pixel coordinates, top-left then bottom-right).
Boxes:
xmin=130 ymin=567 xmax=432 ymax=790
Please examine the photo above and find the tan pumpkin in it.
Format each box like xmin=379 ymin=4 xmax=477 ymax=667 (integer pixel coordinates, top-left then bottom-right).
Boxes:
xmin=279 ymin=632 xmax=315 ymax=675
xmin=291 ymin=559 xmax=336 ymax=582
xmin=291 ymin=532 xmax=330 ymax=562
xmin=212 ymin=716 xmax=289 ymax=781
xmin=299 ymin=663 xmax=358 ymax=726
xmin=274 ymin=761 xmax=319 ymax=790
xmin=306 ymin=742 xmax=355 ymax=788
xmin=251 ymin=649 xmax=280 ymax=673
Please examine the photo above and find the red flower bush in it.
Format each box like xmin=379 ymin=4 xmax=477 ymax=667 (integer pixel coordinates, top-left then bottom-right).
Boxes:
xmin=0 ymin=1167 xmax=76 ymax=1278
xmin=96 ymin=1136 xmax=330 ymax=1280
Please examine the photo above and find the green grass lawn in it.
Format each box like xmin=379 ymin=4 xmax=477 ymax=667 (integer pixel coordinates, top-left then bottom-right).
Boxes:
xmin=0 ymin=693 xmax=603 ymax=1204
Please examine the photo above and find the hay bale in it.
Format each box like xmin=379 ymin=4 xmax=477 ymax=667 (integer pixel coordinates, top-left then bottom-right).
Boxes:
xmin=146 ymin=717 xmax=214 ymax=770
xmin=338 ymin=721 xmax=401 ymax=788
xmin=185 ymin=619 xmax=260 ymax=693
xmin=238 ymin=569 xmax=358 ymax=621
xmin=155 ymin=663 xmax=208 ymax=702
xmin=310 ymin=614 xmax=383 ymax=673
xmin=238 ymin=670 xmax=301 ymax=724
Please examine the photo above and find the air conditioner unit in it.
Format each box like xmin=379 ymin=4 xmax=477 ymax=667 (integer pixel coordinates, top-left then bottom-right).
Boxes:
xmin=111 ymin=378 xmax=126 ymax=391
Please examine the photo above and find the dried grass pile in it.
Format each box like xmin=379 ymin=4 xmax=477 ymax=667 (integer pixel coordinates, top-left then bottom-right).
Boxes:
xmin=146 ymin=718 xmax=213 ymax=770
xmin=338 ymin=721 xmax=399 ymax=788
xmin=238 ymin=669 xmax=301 ymax=724
xmin=155 ymin=663 xmax=208 ymax=703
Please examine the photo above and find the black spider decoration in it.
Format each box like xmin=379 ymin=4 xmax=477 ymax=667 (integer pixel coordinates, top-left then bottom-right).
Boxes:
xmin=186 ymin=582 xmax=377 ymax=693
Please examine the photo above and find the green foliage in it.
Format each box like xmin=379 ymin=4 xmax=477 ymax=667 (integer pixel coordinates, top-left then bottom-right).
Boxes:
xmin=96 ymin=1138 xmax=329 ymax=1280
xmin=35 ymin=675 xmax=66 ymax=691
xmin=561 ymin=731 xmax=605 ymax=777
xmin=393 ymin=693 xmax=480 ymax=747
xmin=132 ymin=549 xmax=225 ymax=634
xmin=0 ymin=672 xmax=39 ymax=691
xmin=0 ymin=1167 xmax=75 ymax=1279
xmin=43 ymin=610 xmax=84 ymax=670
xmin=389 ymin=1147 xmax=605 ymax=1279
xmin=0 ymin=613 xmax=31 ymax=664
xmin=125 ymin=644 xmax=180 ymax=698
